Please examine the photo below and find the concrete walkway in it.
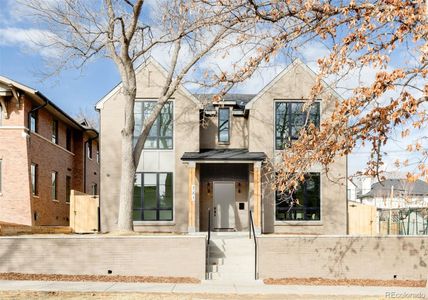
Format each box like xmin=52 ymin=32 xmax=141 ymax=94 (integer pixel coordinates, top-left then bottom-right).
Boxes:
xmin=0 ymin=280 xmax=426 ymax=297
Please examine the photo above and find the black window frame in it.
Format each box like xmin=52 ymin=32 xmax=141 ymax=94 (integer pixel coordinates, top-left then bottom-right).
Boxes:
xmin=51 ymin=120 xmax=59 ymax=144
xmin=218 ymin=107 xmax=230 ymax=144
xmin=275 ymin=101 xmax=320 ymax=150
xmin=31 ymin=163 xmax=38 ymax=196
xmin=275 ymin=172 xmax=321 ymax=221
xmin=29 ymin=110 xmax=38 ymax=133
xmin=133 ymin=172 xmax=173 ymax=221
xmin=66 ymin=128 xmax=72 ymax=151
xmin=51 ymin=171 xmax=58 ymax=201
xmin=133 ymin=100 xmax=173 ymax=149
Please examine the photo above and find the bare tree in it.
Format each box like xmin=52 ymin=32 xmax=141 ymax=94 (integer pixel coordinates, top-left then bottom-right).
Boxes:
xmin=22 ymin=0 xmax=252 ymax=231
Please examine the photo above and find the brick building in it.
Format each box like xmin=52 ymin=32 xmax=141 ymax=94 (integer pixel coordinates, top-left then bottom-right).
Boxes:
xmin=0 ymin=76 xmax=99 ymax=226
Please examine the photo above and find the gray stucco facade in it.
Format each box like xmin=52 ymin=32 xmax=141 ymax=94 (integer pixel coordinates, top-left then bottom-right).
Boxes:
xmin=96 ymin=58 xmax=347 ymax=234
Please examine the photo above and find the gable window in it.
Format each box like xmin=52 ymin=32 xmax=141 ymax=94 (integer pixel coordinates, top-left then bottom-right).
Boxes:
xmin=275 ymin=173 xmax=321 ymax=221
xmin=51 ymin=171 xmax=58 ymax=200
xmin=66 ymin=176 xmax=71 ymax=203
xmin=133 ymin=172 xmax=173 ymax=221
xmin=29 ymin=110 xmax=38 ymax=133
xmin=275 ymin=101 xmax=320 ymax=150
xmin=52 ymin=120 xmax=58 ymax=144
xmin=218 ymin=108 xmax=230 ymax=143
xmin=31 ymin=163 xmax=38 ymax=196
xmin=87 ymin=140 xmax=92 ymax=159
xmin=66 ymin=128 xmax=72 ymax=151
xmin=133 ymin=101 xmax=173 ymax=149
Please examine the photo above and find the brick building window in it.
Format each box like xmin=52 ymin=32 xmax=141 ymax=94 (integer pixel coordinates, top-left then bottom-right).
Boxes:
xmin=29 ymin=110 xmax=38 ymax=133
xmin=66 ymin=176 xmax=71 ymax=203
xmin=96 ymin=145 xmax=99 ymax=164
xmin=51 ymin=171 xmax=58 ymax=200
xmin=31 ymin=163 xmax=38 ymax=196
xmin=52 ymin=120 xmax=58 ymax=144
xmin=91 ymin=183 xmax=98 ymax=196
xmin=87 ymin=140 xmax=92 ymax=159
xmin=66 ymin=128 xmax=72 ymax=151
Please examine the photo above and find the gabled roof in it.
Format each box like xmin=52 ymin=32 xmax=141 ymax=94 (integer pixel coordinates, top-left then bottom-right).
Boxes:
xmin=245 ymin=58 xmax=343 ymax=109
xmin=360 ymin=179 xmax=428 ymax=198
xmin=0 ymin=75 xmax=97 ymax=135
xmin=95 ymin=57 xmax=202 ymax=110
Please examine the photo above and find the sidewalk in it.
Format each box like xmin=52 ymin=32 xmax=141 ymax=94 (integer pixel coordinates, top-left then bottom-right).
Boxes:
xmin=0 ymin=280 xmax=426 ymax=297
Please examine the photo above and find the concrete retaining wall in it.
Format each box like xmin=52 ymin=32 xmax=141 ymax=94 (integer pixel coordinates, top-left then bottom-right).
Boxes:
xmin=0 ymin=235 xmax=205 ymax=279
xmin=258 ymin=236 xmax=428 ymax=280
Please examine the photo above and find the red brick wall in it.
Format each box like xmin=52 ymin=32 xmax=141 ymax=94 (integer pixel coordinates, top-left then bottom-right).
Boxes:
xmin=0 ymin=97 xmax=32 ymax=225
xmin=0 ymin=94 xmax=99 ymax=226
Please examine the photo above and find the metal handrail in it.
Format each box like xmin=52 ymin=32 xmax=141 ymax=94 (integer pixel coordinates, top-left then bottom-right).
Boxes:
xmin=249 ymin=210 xmax=258 ymax=280
xmin=206 ymin=208 xmax=211 ymax=280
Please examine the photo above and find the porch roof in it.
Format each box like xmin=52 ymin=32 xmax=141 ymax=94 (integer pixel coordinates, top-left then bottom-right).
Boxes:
xmin=181 ymin=149 xmax=266 ymax=162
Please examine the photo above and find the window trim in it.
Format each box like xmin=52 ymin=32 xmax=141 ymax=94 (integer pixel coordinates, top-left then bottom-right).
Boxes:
xmin=51 ymin=171 xmax=58 ymax=201
xmin=133 ymin=100 xmax=174 ymax=150
xmin=51 ymin=120 xmax=59 ymax=144
xmin=133 ymin=172 xmax=174 ymax=222
xmin=274 ymin=172 xmax=323 ymax=225
xmin=218 ymin=107 xmax=230 ymax=144
xmin=29 ymin=110 xmax=38 ymax=133
xmin=274 ymin=100 xmax=321 ymax=150
xmin=31 ymin=163 xmax=39 ymax=196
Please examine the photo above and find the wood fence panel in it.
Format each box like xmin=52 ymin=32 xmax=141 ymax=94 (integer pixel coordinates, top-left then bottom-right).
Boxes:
xmin=70 ymin=190 xmax=99 ymax=233
xmin=348 ymin=202 xmax=377 ymax=235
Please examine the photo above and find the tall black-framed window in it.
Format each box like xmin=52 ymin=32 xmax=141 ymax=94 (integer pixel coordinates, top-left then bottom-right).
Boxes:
xmin=133 ymin=172 xmax=173 ymax=221
xmin=133 ymin=101 xmax=173 ymax=149
xmin=29 ymin=110 xmax=38 ymax=133
xmin=275 ymin=173 xmax=321 ymax=221
xmin=218 ymin=108 xmax=230 ymax=143
xmin=51 ymin=120 xmax=58 ymax=144
xmin=275 ymin=101 xmax=320 ymax=150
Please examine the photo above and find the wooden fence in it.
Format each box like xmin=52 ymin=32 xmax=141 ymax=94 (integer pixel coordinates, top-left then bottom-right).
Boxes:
xmin=69 ymin=190 xmax=99 ymax=233
xmin=348 ymin=201 xmax=377 ymax=235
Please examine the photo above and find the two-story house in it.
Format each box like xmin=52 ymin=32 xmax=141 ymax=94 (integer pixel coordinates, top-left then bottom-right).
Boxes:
xmin=96 ymin=58 xmax=347 ymax=234
xmin=0 ymin=76 xmax=99 ymax=226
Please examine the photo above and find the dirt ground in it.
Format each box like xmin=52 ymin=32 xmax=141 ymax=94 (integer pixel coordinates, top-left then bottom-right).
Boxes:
xmin=264 ymin=277 xmax=427 ymax=287
xmin=0 ymin=273 xmax=199 ymax=284
xmin=0 ymin=291 xmax=389 ymax=300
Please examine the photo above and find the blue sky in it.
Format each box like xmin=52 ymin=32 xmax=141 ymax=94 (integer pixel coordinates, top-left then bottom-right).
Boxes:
xmin=0 ymin=0 xmax=424 ymax=177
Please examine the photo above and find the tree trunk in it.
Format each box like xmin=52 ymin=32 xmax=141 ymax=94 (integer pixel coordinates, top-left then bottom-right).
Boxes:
xmin=117 ymin=82 xmax=137 ymax=232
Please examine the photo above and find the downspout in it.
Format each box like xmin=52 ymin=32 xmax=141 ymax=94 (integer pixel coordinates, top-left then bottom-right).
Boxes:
xmin=30 ymin=92 xmax=49 ymax=126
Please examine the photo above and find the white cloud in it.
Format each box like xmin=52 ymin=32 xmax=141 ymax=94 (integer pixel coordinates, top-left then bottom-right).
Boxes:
xmin=0 ymin=27 xmax=59 ymax=58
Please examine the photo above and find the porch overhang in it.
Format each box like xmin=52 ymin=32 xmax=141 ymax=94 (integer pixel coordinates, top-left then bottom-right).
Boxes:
xmin=181 ymin=149 xmax=266 ymax=163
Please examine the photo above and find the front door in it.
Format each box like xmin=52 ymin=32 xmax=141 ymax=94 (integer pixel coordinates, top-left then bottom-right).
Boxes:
xmin=213 ymin=181 xmax=235 ymax=230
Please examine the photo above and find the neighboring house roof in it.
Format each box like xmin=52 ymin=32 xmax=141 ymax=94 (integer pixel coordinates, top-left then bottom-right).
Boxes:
xmin=95 ymin=57 xmax=202 ymax=110
xmin=194 ymin=93 xmax=256 ymax=110
xmin=181 ymin=149 xmax=266 ymax=162
xmin=0 ymin=75 xmax=98 ymax=136
xmin=360 ymin=179 xmax=428 ymax=198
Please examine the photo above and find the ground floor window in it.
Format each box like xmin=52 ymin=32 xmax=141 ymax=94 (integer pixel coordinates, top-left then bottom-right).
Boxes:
xmin=275 ymin=173 xmax=321 ymax=221
xmin=133 ymin=172 xmax=173 ymax=221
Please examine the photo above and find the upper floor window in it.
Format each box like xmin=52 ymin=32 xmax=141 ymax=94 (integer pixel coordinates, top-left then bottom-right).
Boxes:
xmin=87 ymin=140 xmax=92 ymax=159
xmin=29 ymin=110 xmax=38 ymax=133
xmin=218 ymin=108 xmax=230 ymax=144
xmin=275 ymin=173 xmax=321 ymax=221
xmin=275 ymin=101 xmax=320 ymax=150
xmin=51 ymin=120 xmax=58 ymax=144
xmin=134 ymin=101 xmax=173 ymax=149
xmin=31 ymin=163 xmax=38 ymax=196
xmin=66 ymin=128 xmax=72 ymax=151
